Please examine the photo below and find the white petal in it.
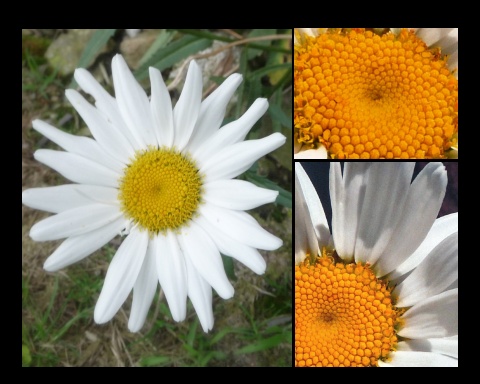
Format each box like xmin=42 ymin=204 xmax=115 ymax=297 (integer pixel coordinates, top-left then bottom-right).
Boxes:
xmin=43 ymin=216 xmax=127 ymax=271
xmin=187 ymin=73 xmax=243 ymax=153
xmin=178 ymin=220 xmax=234 ymax=300
xmin=192 ymin=98 xmax=268 ymax=164
xmin=128 ymin=243 xmax=158 ymax=332
xmin=389 ymin=212 xmax=458 ymax=280
xmin=394 ymin=232 xmax=457 ymax=307
xmin=195 ymin=214 xmax=266 ymax=274
xmin=353 ymin=163 xmax=416 ymax=265
xmin=22 ymin=184 xmax=119 ymax=213
xmin=185 ymin=256 xmax=214 ymax=332
xmin=294 ymin=146 xmax=328 ymax=159
xmin=374 ymin=162 xmax=447 ymax=276
xmin=330 ymin=162 xmax=371 ymax=262
xmin=74 ymin=68 xmax=141 ymax=151
xmin=112 ymin=54 xmax=156 ymax=148
xmin=153 ymin=232 xmax=187 ymax=322
xmin=65 ymin=90 xmax=135 ymax=164
xmin=203 ymin=179 xmax=278 ymax=210
xmin=200 ymin=133 xmax=286 ymax=183
xmin=32 ymin=119 xmax=125 ymax=173
xmin=295 ymin=165 xmax=320 ymax=264
xmin=149 ymin=67 xmax=174 ymax=147
xmin=30 ymin=203 xmax=123 ymax=241
xmin=173 ymin=60 xmax=202 ymax=151
xmin=200 ymin=203 xmax=282 ymax=251
xmin=396 ymin=338 xmax=458 ymax=359
xmin=398 ymin=289 xmax=458 ymax=339
xmin=415 ymin=28 xmax=457 ymax=50
xmin=379 ymin=351 xmax=457 ymax=367
xmin=34 ymin=149 xmax=121 ymax=188
xmin=94 ymin=228 xmax=149 ymax=324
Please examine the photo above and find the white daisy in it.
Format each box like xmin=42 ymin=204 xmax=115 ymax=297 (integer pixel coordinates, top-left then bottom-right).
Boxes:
xmin=22 ymin=54 xmax=286 ymax=333
xmin=295 ymin=162 xmax=458 ymax=367
xmin=294 ymin=28 xmax=458 ymax=159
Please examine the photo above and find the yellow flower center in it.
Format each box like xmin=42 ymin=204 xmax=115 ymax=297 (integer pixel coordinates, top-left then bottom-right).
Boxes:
xmin=295 ymin=252 xmax=402 ymax=367
xmin=294 ymin=28 xmax=458 ymax=159
xmin=119 ymin=148 xmax=203 ymax=234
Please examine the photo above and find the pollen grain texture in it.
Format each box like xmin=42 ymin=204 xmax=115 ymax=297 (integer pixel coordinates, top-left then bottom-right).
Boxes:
xmin=294 ymin=28 xmax=458 ymax=159
xmin=295 ymin=255 xmax=400 ymax=367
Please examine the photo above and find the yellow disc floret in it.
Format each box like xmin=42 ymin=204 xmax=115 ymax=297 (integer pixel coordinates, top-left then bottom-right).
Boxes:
xmin=119 ymin=147 xmax=202 ymax=234
xmin=294 ymin=28 xmax=458 ymax=159
xmin=295 ymin=253 xmax=402 ymax=367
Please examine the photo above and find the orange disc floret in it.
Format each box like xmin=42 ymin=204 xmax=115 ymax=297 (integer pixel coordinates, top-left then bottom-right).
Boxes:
xmin=295 ymin=254 xmax=400 ymax=367
xmin=294 ymin=28 xmax=458 ymax=158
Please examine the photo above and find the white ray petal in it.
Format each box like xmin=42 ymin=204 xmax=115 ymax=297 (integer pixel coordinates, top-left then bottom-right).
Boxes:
xmin=173 ymin=60 xmax=202 ymax=151
xmin=112 ymin=54 xmax=156 ymax=148
xmin=22 ymin=184 xmax=119 ymax=213
xmin=394 ymin=232 xmax=457 ymax=307
xmin=378 ymin=351 xmax=457 ymax=367
xmin=374 ymin=162 xmax=447 ymax=276
xmin=330 ymin=162 xmax=371 ymax=262
xmin=128 ymin=243 xmax=158 ymax=332
xmin=185 ymin=256 xmax=214 ymax=332
xmin=353 ymin=162 xmax=415 ymax=265
xmin=398 ymin=289 xmax=458 ymax=339
xmin=187 ymin=73 xmax=243 ymax=152
xmin=30 ymin=203 xmax=123 ymax=241
xmin=154 ymin=232 xmax=187 ymax=322
xmin=32 ymin=119 xmax=126 ymax=173
xmin=396 ymin=338 xmax=458 ymax=359
xmin=192 ymin=98 xmax=268 ymax=163
xmin=293 ymin=146 xmax=328 ymax=159
xmin=200 ymin=133 xmax=286 ymax=183
xmin=149 ymin=67 xmax=174 ymax=147
xmin=203 ymin=179 xmax=278 ymax=210
xmin=74 ymin=68 xmax=141 ymax=150
xmin=200 ymin=203 xmax=282 ymax=251
xmin=94 ymin=228 xmax=149 ymax=324
xmin=65 ymin=90 xmax=135 ymax=164
xmin=389 ymin=213 xmax=458 ymax=280
xmin=195 ymin=214 xmax=266 ymax=275
xmin=179 ymin=220 xmax=234 ymax=299
xmin=34 ymin=149 xmax=120 ymax=188
xmin=43 ymin=217 xmax=127 ymax=271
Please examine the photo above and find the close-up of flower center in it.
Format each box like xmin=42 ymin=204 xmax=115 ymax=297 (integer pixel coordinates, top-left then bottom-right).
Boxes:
xmin=119 ymin=148 xmax=203 ymax=234
xmin=295 ymin=250 xmax=402 ymax=367
xmin=294 ymin=28 xmax=458 ymax=159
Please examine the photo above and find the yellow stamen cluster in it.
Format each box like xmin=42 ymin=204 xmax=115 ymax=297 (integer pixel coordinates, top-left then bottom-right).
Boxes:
xmin=294 ymin=28 xmax=458 ymax=159
xmin=119 ymin=148 xmax=202 ymax=234
xmin=295 ymin=254 xmax=401 ymax=367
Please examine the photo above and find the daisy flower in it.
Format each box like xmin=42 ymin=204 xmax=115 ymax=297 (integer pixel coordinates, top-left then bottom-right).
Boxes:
xmin=295 ymin=162 xmax=458 ymax=367
xmin=294 ymin=28 xmax=458 ymax=159
xmin=22 ymin=54 xmax=286 ymax=333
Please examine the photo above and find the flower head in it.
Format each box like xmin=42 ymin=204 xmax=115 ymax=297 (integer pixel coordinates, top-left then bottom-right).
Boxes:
xmin=295 ymin=162 xmax=458 ymax=367
xmin=294 ymin=28 xmax=458 ymax=159
xmin=22 ymin=54 xmax=286 ymax=333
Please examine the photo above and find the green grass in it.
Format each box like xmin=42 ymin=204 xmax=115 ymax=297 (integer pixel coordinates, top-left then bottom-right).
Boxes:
xmin=22 ymin=29 xmax=292 ymax=367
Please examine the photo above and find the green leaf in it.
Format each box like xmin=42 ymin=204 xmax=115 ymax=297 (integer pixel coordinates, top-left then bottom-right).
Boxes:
xmin=235 ymin=332 xmax=290 ymax=354
xmin=246 ymin=29 xmax=277 ymax=60
xmin=137 ymin=30 xmax=173 ymax=68
xmin=268 ymin=103 xmax=292 ymax=130
xmin=140 ymin=355 xmax=171 ymax=367
xmin=69 ymin=29 xmax=116 ymax=88
xmin=134 ymin=34 xmax=213 ymax=81
xmin=245 ymin=171 xmax=292 ymax=209
xmin=222 ymin=254 xmax=236 ymax=281
xmin=22 ymin=344 xmax=32 ymax=367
